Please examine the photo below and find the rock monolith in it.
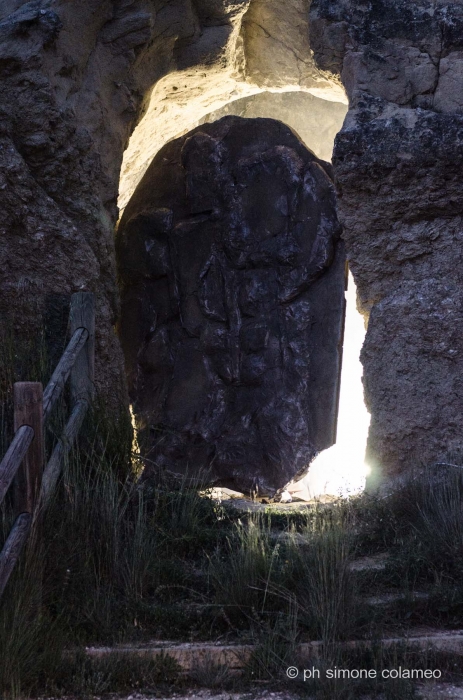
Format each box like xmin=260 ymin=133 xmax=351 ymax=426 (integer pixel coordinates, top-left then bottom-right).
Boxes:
xmin=117 ymin=116 xmax=346 ymax=494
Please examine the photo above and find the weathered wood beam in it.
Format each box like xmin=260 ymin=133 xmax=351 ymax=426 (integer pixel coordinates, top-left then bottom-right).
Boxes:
xmin=13 ymin=383 xmax=44 ymax=516
xmin=40 ymin=399 xmax=89 ymax=507
xmin=0 ymin=426 xmax=34 ymax=507
xmin=43 ymin=327 xmax=89 ymax=421
xmin=0 ymin=513 xmax=32 ymax=600
xmin=70 ymin=293 xmax=95 ymax=404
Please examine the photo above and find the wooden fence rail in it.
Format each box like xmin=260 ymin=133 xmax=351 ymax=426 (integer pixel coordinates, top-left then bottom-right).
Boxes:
xmin=43 ymin=327 xmax=89 ymax=421
xmin=0 ymin=292 xmax=95 ymax=601
xmin=0 ymin=426 xmax=34 ymax=506
xmin=0 ymin=513 xmax=32 ymax=600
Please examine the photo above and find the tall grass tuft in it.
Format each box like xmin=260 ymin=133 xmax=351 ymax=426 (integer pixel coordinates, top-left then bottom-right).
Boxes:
xmin=406 ymin=461 xmax=463 ymax=578
xmin=0 ymin=424 xmax=225 ymax=696
xmin=0 ymin=531 xmax=65 ymax=697
xmin=210 ymin=514 xmax=284 ymax=622
xmin=356 ymin=461 xmax=463 ymax=584
xmin=291 ymin=516 xmax=355 ymax=652
xmin=209 ymin=506 xmax=357 ymax=649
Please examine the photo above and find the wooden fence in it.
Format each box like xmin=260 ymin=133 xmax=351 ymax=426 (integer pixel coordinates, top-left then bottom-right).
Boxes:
xmin=0 ymin=292 xmax=95 ymax=600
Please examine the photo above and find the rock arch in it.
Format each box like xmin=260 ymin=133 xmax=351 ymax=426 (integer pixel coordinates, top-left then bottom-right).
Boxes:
xmin=2 ymin=0 xmax=459 ymax=482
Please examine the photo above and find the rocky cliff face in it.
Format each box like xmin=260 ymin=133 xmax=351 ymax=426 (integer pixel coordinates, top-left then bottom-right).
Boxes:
xmin=117 ymin=117 xmax=345 ymax=494
xmin=0 ymin=0 xmax=157 ymax=401
xmin=310 ymin=0 xmax=463 ymax=478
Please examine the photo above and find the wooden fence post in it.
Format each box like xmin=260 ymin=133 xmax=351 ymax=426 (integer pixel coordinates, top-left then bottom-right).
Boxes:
xmin=70 ymin=292 xmax=95 ymax=404
xmin=13 ymin=383 xmax=44 ymax=515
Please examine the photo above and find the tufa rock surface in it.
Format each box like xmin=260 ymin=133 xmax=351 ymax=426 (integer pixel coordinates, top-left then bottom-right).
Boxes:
xmin=310 ymin=0 xmax=463 ymax=479
xmin=199 ymin=91 xmax=347 ymax=165
xmin=117 ymin=117 xmax=346 ymax=494
xmin=118 ymin=0 xmax=346 ymax=209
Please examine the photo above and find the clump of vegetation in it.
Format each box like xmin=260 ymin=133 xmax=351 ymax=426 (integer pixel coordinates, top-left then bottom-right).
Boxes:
xmin=210 ymin=514 xmax=287 ymax=621
xmin=3 ymin=442 xmax=463 ymax=697
xmin=353 ymin=460 xmax=463 ymax=584
xmin=209 ymin=507 xmax=357 ymax=644
xmin=189 ymin=653 xmax=235 ymax=690
xmin=243 ymin=606 xmax=298 ymax=682
xmin=52 ymin=650 xmax=182 ymax=696
xmin=290 ymin=514 xmax=355 ymax=650
xmin=0 ymin=406 xmax=228 ymax=696
xmin=0 ymin=545 xmax=64 ymax=698
xmin=2 ymin=334 xmax=463 ymax=697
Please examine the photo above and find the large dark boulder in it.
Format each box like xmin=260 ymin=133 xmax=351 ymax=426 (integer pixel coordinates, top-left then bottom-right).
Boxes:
xmin=117 ymin=116 xmax=345 ymax=495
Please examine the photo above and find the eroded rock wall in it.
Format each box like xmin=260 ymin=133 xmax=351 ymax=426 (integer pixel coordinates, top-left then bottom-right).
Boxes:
xmin=310 ymin=0 xmax=463 ymax=478
xmin=117 ymin=117 xmax=345 ymax=494
xmin=0 ymin=0 xmax=158 ymax=400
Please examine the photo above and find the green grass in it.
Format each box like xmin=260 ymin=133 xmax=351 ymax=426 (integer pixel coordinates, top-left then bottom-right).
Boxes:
xmin=0 ymin=412 xmax=227 ymax=695
xmin=48 ymin=651 xmax=182 ymax=696
xmin=3 ymin=437 xmax=463 ymax=697
xmin=352 ymin=460 xmax=463 ymax=586
xmin=2 ymin=334 xmax=463 ymax=696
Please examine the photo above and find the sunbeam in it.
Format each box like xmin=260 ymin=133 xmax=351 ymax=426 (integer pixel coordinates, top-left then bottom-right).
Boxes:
xmin=287 ymin=271 xmax=371 ymax=501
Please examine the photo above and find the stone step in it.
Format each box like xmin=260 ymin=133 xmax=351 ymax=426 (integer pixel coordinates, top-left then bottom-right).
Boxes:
xmin=349 ymin=553 xmax=389 ymax=572
xmin=225 ymin=499 xmax=319 ymax=513
xmin=85 ymin=629 xmax=463 ymax=671
xmin=364 ymin=590 xmax=431 ymax=607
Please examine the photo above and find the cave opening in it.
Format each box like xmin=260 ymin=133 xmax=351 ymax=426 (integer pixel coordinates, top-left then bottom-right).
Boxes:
xmin=117 ymin=83 xmax=370 ymax=501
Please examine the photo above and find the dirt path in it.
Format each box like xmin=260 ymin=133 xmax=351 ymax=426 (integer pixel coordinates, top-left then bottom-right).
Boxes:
xmin=124 ymin=687 xmax=463 ymax=700
xmin=44 ymin=685 xmax=463 ymax=700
